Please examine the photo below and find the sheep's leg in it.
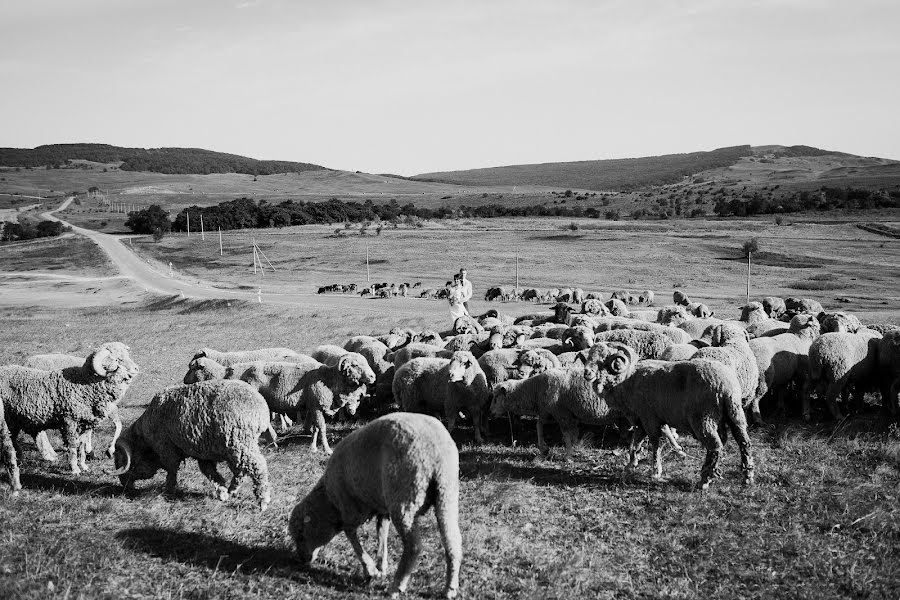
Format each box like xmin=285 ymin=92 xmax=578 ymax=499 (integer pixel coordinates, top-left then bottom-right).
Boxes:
xmin=648 ymin=431 xmax=664 ymax=480
xmin=197 ymin=459 xmax=230 ymax=501
xmin=824 ymin=383 xmax=846 ymax=421
xmin=536 ymin=417 xmax=550 ymax=457
xmin=560 ymin=422 xmax=579 ymax=463
xmin=61 ymin=422 xmax=83 ymax=475
xmin=164 ymin=470 xmax=179 ymax=493
xmin=434 ymin=491 xmax=462 ymax=599
xmin=106 ymin=416 xmax=123 ymax=458
xmin=345 ymin=528 xmax=380 ymax=579
xmin=444 ymin=398 xmax=459 ymax=435
xmin=625 ymin=428 xmax=648 ymax=476
xmin=696 ymin=425 xmax=723 ymax=491
xmin=726 ymin=417 xmax=755 ymax=486
xmin=749 ymin=395 xmax=765 ymax=427
xmin=314 ymin=410 xmax=333 ymax=456
xmin=83 ymin=430 xmax=95 ymax=458
xmin=225 ymin=462 xmax=245 ymax=497
xmin=34 ymin=431 xmax=58 ymax=462
xmin=0 ymin=420 xmax=22 ymax=494
xmin=375 ymin=515 xmax=390 ymax=577
xmin=389 ymin=512 xmax=422 ymax=598
xmin=470 ymin=407 xmax=484 ymax=445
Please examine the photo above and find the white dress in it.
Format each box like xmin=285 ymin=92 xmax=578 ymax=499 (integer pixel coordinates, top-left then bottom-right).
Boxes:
xmin=448 ymin=286 xmax=468 ymax=320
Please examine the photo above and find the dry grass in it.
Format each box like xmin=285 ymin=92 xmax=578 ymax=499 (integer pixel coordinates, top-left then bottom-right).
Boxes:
xmin=1 ymin=298 xmax=899 ymax=599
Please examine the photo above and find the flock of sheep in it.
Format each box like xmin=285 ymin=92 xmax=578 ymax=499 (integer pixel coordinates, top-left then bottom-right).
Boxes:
xmin=1 ymin=289 xmax=899 ymax=599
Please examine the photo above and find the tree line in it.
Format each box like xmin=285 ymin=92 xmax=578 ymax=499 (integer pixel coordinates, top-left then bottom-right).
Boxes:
xmin=1 ymin=220 xmax=67 ymax=242
xmin=713 ymin=187 xmax=900 ymax=217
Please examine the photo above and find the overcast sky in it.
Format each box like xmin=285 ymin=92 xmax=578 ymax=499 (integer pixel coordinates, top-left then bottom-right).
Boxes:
xmin=1 ymin=0 xmax=897 ymax=175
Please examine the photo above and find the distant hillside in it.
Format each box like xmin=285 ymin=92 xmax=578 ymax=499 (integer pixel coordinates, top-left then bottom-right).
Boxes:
xmin=415 ymin=146 xmax=753 ymax=191
xmin=0 ymin=144 xmax=327 ymax=176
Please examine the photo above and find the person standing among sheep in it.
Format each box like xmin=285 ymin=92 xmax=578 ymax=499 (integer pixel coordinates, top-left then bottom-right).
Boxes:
xmin=448 ymin=274 xmax=468 ymax=322
xmin=458 ymin=268 xmax=473 ymax=313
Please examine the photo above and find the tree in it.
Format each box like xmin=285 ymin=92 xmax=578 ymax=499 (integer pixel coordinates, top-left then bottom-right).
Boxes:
xmin=125 ymin=205 xmax=171 ymax=234
xmin=742 ymin=237 xmax=759 ymax=257
xmin=152 ymin=227 xmax=165 ymax=242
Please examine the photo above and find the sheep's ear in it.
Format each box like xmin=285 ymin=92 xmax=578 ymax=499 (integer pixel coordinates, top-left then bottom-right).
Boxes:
xmin=576 ymin=352 xmax=588 ymax=365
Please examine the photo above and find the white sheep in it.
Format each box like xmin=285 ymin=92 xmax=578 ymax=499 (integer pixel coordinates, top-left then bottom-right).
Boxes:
xmin=289 ymin=412 xmax=461 ymax=599
xmin=878 ymin=330 xmax=900 ymax=418
xmin=25 ymin=353 xmax=125 ymax=460
xmin=691 ymin=323 xmax=761 ymax=423
xmin=658 ymin=343 xmax=699 ymax=361
xmin=192 ymin=346 xmax=301 ymax=366
xmin=391 ymin=343 xmax=453 ymax=369
xmin=111 ymin=379 xmax=273 ymax=510
xmin=748 ymin=314 xmax=820 ymax=418
xmin=0 ymin=397 xmax=21 ymax=494
xmin=310 ymin=344 xmax=348 ymax=366
xmin=593 ymin=329 xmax=672 ymax=360
xmin=344 ymin=336 xmax=394 ymax=380
xmin=805 ymin=329 xmax=883 ymax=420
xmin=0 ymin=342 xmax=138 ymax=474
xmin=583 ymin=342 xmax=754 ymax=490
xmin=228 ymin=354 xmax=375 ymax=455
xmin=596 ymin=318 xmax=694 ymax=345
xmin=819 ymin=312 xmax=863 ymax=334
xmin=393 ymin=351 xmax=489 ymax=443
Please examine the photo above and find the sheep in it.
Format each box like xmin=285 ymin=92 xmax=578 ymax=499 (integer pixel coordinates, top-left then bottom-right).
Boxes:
xmin=110 ymin=379 xmax=273 ymax=510
xmin=513 ymin=303 xmax=573 ymax=326
xmin=611 ymin=290 xmax=629 ymax=302
xmin=24 ymin=353 xmax=124 ymax=461
xmin=183 ymin=356 xmax=230 ymax=383
xmin=866 ymin=323 xmax=900 ymax=336
xmin=819 ymin=312 xmax=863 ymax=334
xmin=738 ymin=302 xmax=769 ymax=325
xmin=491 ymin=367 xmax=612 ymax=459
xmin=678 ymin=317 xmax=725 ymax=340
xmin=784 ymin=297 xmax=824 ymax=317
xmin=877 ymin=330 xmax=900 ymax=418
xmin=805 ymin=329 xmax=883 ymax=420
xmin=581 ymin=298 xmax=608 ymax=316
xmin=746 ymin=320 xmax=789 ymax=338
xmin=605 ymin=298 xmax=629 ymax=317
xmin=0 ymin=397 xmax=21 ymax=494
xmin=594 ymin=329 xmax=672 ymax=360
xmin=572 ymin=288 xmax=585 ymax=304
xmin=657 ymin=305 xmax=693 ymax=326
xmin=393 ymin=352 xmax=489 ymax=443
xmin=344 ymin=336 xmax=394 ymax=381
xmin=411 ymin=330 xmax=443 ymax=346
xmin=378 ymin=328 xmax=416 ymax=350
xmin=289 ymin=412 xmax=461 ymax=598
xmin=582 ymin=342 xmax=754 ymax=489
xmin=691 ymin=324 xmax=761 ymax=423
xmin=627 ymin=310 xmax=658 ymax=322
xmin=639 ymin=290 xmax=655 ymax=305
xmin=392 ymin=343 xmax=453 ymax=369
xmin=672 ymin=290 xmax=690 ymax=306
xmin=477 ymin=349 xmax=522 ymax=389
xmin=748 ymin=314 xmax=821 ymax=418
xmin=310 ymin=344 xmax=348 ymax=366
xmin=596 ymin=318 xmax=693 ymax=345
xmin=517 ymin=337 xmax=568 ymax=355
xmin=560 ymin=325 xmax=595 ymax=351
xmin=1 ymin=342 xmax=138 ymax=475
xmin=686 ymin=302 xmax=713 ymax=319
xmin=514 ymin=348 xmax=562 ymax=378
xmin=192 ymin=347 xmax=301 ymax=366
xmin=659 ymin=344 xmax=699 ymax=361
xmin=762 ymin=296 xmax=786 ymax=318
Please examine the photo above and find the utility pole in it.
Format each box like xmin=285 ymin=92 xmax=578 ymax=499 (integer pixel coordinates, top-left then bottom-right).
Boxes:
xmin=200 ymin=214 xmax=205 ymax=241
xmin=253 ymin=244 xmax=258 ymax=275
xmin=366 ymin=243 xmax=370 ymax=282
xmin=746 ymin=252 xmax=751 ymax=303
xmin=218 ymin=227 xmax=223 ymax=256
xmin=186 ymin=212 xmax=190 ymax=237
xmin=515 ymin=248 xmax=519 ymax=292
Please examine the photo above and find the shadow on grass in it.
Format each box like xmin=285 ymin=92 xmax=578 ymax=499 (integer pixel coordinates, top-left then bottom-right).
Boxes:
xmin=20 ymin=471 xmax=127 ymax=497
xmin=115 ymin=528 xmax=360 ymax=592
xmin=458 ymin=448 xmax=623 ymax=488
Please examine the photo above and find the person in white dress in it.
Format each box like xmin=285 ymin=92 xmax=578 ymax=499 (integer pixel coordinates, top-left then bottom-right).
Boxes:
xmin=448 ymin=274 xmax=468 ymax=321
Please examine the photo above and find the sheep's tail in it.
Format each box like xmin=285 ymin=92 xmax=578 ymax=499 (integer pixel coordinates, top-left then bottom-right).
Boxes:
xmin=264 ymin=424 xmax=278 ymax=448
xmin=431 ymin=472 xmax=462 ymax=597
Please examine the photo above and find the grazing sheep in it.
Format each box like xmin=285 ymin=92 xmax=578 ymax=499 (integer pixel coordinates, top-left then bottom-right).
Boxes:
xmin=877 ymin=330 xmax=900 ymax=417
xmin=656 ymin=305 xmax=692 ymax=326
xmin=1 ymin=342 xmax=138 ymax=475
xmin=594 ymin=329 xmax=672 ymax=360
xmin=762 ymin=296 xmax=786 ymax=318
xmin=289 ymin=413 xmax=461 ymax=598
xmin=678 ymin=317 xmax=725 ymax=340
xmin=192 ymin=347 xmax=301 ymax=366
xmin=611 ymin=290 xmax=629 ymax=302
xmin=491 ymin=367 xmax=611 ymax=459
xmin=819 ymin=312 xmax=863 ymax=334
xmin=111 ymin=379 xmax=273 ymax=510
xmin=805 ymin=329 xmax=883 ymax=420
xmin=392 ymin=343 xmax=453 ymax=369
xmin=344 ymin=336 xmax=394 ymax=381
xmin=659 ymin=344 xmax=699 ymax=361
xmin=0 ymin=397 xmax=21 ymax=494
xmin=692 ymin=324 xmax=761 ymax=423
xmin=672 ymin=290 xmax=690 ymax=306
xmin=572 ymin=288 xmax=585 ymax=304
xmin=411 ymin=330 xmax=443 ymax=346
xmin=25 ymin=353 xmax=124 ymax=461
xmin=477 ymin=349 xmax=522 ymax=389
xmin=379 ymin=328 xmax=416 ymax=350
xmin=784 ymin=297 xmax=824 ymax=317
xmin=183 ymin=356 xmax=230 ymax=384
xmin=581 ymin=299 xmax=608 ymax=316
xmin=865 ymin=323 xmax=900 ymax=336
xmin=605 ymin=298 xmax=629 ymax=317
xmin=394 ymin=352 xmax=490 ymax=443
xmin=228 ymin=355 xmax=375 ymax=454
xmin=639 ymin=290 xmax=655 ymax=305
xmin=686 ymin=302 xmax=713 ymax=319
xmin=748 ymin=314 xmax=821 ymax=418
xmin=583 ymin=343 xmax=754 ymax=489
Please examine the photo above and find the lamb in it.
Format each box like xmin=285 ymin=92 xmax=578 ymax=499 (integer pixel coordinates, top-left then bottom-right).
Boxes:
xmin=289 ymin=413 xmax=461 ymax=599
xmin=0 ymin=397 xmax=21 ymax=494
xmin=877 ymin=330 xmax=900 ymax=418
xmin=192 ymin=346 xmax=301 ymax=366
xmin=805 ymin=329 xmax=883 ymax=421
xmin=24 ymin=353 xmax=124 ymax=461
xmin=393 ymin=352 xmax=490 ymax=443
xmin=491 ymin=367 xmax=611 ymax=459
xmin=748 ymin=314 xmax=821 ymax=418
xmin=0 ymin=342 xmax=138 ymax=474
xmin=227 ymin=354 xmax=375 ymax=454
xmin=583 ymin=342 xmax=754 ymax=490
xmin=691 ymin=324 xmax=760 ymax=421
xmin=110 ymin=379 xmax=273 ymax=510
xmin=593 ymin=329 xmax=673 ymax=360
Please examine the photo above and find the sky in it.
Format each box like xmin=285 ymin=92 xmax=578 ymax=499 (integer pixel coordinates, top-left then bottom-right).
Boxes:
xmin=1 ymin=0 xmax=898 ymax=175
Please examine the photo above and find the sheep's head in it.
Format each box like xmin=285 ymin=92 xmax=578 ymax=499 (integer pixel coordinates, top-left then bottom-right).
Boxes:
xmin=89 ymin=342 xmax=139 ymax=386
xmin=479 ymin=309 xmax=499 ymax=323
xmin=337 ymin=384 xmax=368 ymax=416
xmin=453 ymin=317 xmax=477 ymax=335
xmin=447 ymin=351 xmax=480 ymax=385
xmin=820 ymin=312 xmax=862 ymax=334
xmin=109 ymin=431 xmax=159 ymax=488
xmin=338 ymin=353 xmax=376 ymax=387
xmin=739 ymin=302 xmax=766 ymax=323
xmin=672 ymin=290 xmax=690 ymax=306
xmin=515 ymin=349 xmax=557 ymax=379
xmin=289 ymin=484 xmax=342 ymax=567
xmin=582 ymin=342 xmax=637 ymax=391
xmin=688 ymin=303 xmax=713 ymax=319
xmin=710 ymin=323 xmax=750 ymax=347
xmin=762 ymin=296 xmax=785 ymax=318
xmin=581 ymin=299 xmax=607 ymax=316
xmin=657 ymin=305 xmax=691 ymax=326
xmin=485 ymin=329 xmax=504 ymax=352
xmin=183 ymin=357 xmax=224 ymax=384
xmin=605 ymin=299 xmax=629 ymax=317
xmin=562 ymin=326 xmax=594 ymax=351
xmin=553 ymin=302 xmax=574 ymax=324
xmin=789 ymin=313 xmax=820 ymax=336
xmin=489 ymin=378 xmax=525 ymax=417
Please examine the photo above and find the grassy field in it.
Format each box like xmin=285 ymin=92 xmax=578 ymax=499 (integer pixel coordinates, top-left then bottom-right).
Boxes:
xmin=0 ymin=297 xmax=898 ymax=599
xmin=121 ymin=216 xmax=900 ymax=325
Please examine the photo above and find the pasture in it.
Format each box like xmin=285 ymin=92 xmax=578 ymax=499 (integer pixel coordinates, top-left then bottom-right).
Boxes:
xmin=1 ymin=217 xmax=899 ymax=599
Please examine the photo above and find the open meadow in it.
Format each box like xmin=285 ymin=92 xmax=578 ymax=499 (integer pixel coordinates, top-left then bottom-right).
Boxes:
xmin=1 ymin=217 xmax=899 ymax=599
